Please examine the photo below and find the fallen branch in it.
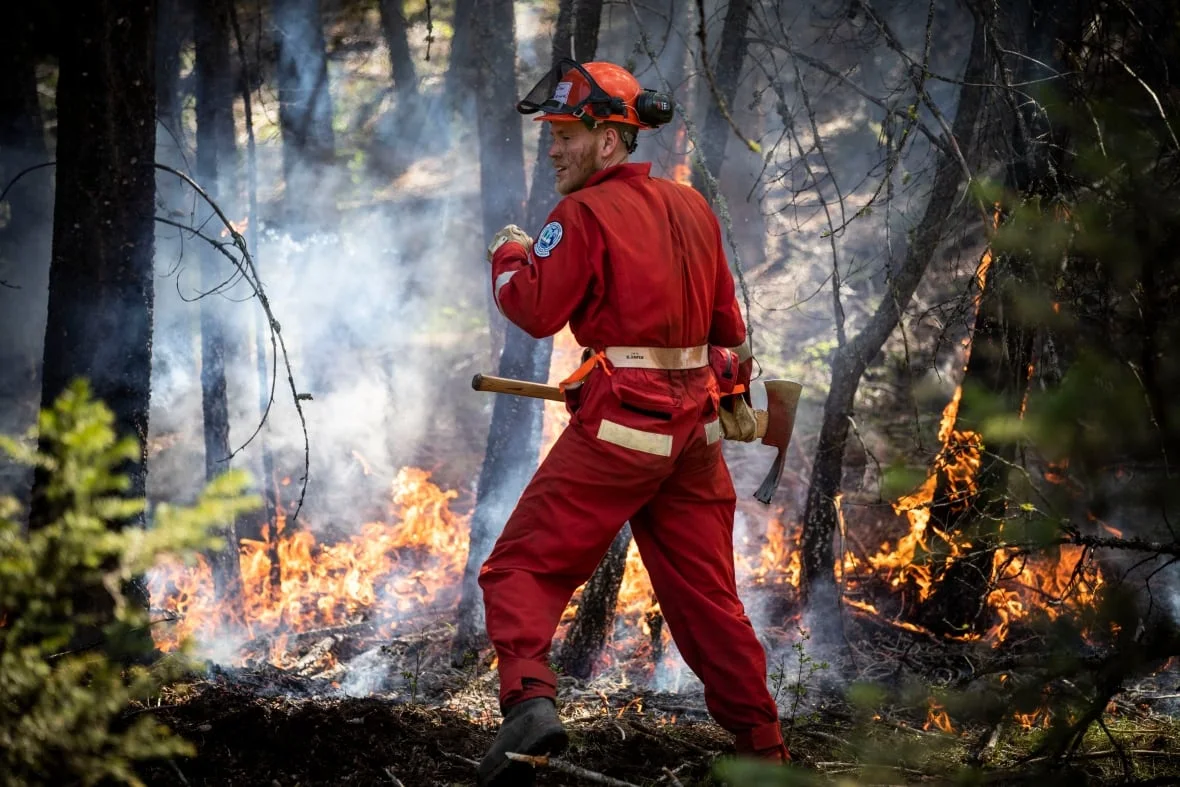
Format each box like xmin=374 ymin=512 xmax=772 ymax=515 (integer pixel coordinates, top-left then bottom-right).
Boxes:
xmin=661 ymin=766 xmax=685 ymax=787
xmin=505 ymin=752 xmax=643 ymax=787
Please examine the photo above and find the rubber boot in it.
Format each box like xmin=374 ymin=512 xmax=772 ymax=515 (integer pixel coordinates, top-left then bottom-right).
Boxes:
xmin=476 ymin=697 xmax=569 ymax=787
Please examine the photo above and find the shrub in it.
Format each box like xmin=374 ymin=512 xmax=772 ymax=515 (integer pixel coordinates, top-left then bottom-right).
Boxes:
xmin=0 ymin=380 xmax=259 ymax=786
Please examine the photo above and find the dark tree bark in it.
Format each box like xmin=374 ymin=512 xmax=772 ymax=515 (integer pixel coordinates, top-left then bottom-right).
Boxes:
xmin=0 ymin=2 xmax=53 ymax=449
xmin=272 ymin=0 xmax=336 ymax=229
xmin=917 ymin=0 xmax=1077 ymax=634
xmin=556 ymin=526 xmax=632 ymax=678
xmin=573 ymin=0 xmax=603 ymax=62
xmin=195 ymin=0 xmax=244 ymax=610
xmin=691 ymin=0 xmax=750 ymax=197
xmin=378 ymin=0 xmax=420 ymax=104
xmin=799 ymin=17 xmax=991 ymax=609
xmin=156 ymin=0 xmax=186 ymax=145
xmin=450 ymin=0 xmax=539 ymax=665
xmin=31 ymin=0 xmax=157 ymax=631
xmin=444 ymin=0 xmax=477 ymax=103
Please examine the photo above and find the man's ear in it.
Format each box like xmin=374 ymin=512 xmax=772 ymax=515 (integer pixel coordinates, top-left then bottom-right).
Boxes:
xmin=598 ymin=125 xmax=620 ymax=157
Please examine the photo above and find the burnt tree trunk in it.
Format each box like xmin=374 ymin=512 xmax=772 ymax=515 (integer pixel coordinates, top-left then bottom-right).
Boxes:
xmin=918 ymin=0 xmax=1075 ymax=635
xmin=0 ymin=2 xmax=52 ymax=461
xmin=573 ymin=0 xmax=602 ymax=61
xmin=195 ymin=0 xmax=244 ymax=610
xmin=444 ymin=0 xmax=476 ymax=104
xmin=31 ymin=0 xmax=157 ymax=636
xmin=524 ymin=0 xmax=632 ymax=680
xmin=450 ymin=0 xmax=538 ymax=666
xmin=556 ymin=526 xmax=632 ymax=678
xmin=691 ymin=0 xmax=749 ymax=198
xmin=523 ymin=0 xmax=574 ymax=234
xmin=799 ymin=17 xmax=990 ymax=609
xmin=378 ymin=0 xmax=420 ymax=104
xmin=273 ymin=0 xmax=336 ymax=230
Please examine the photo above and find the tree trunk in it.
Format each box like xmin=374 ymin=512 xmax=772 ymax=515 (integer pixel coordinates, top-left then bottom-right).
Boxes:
xmin=195 ymin=0 xmax=244 ymax=612
xmin=799 ymin=16 xmax=990 ymax=609
xmin=556 ymin=526 xmax=632 ymax=678
xmin=528 ymin=0 xmax=633 ymax=677
xmin=573 ymin=0 xmax=603 ymax=62
xmin=0 ymin=1 xmax=52 ymax=466
xmin=444 ymin=0 xmax=477 ymax=104
xmin=523 ymin=0 xmax=573 ymax=234
xmin=273 ymin=0 xmax=336 ymax=230
xmin=378 ymin=0 xmax=420 ymax=104
xmin=917 ymin=0 xmax=1074 ymax=635
xmin=31 ymin=0 xmax=157 ymax=632
xmin=691 ymin=0 xmax=749 ymax=197
xmin=450 ymin=0 xmax=539 ymax=666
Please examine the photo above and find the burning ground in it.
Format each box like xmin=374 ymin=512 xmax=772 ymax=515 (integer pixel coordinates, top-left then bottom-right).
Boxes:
xmin=140 ymin=361 xmax=1180 ymax=785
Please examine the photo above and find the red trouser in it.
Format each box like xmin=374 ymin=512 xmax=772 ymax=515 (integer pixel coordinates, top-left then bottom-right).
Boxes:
xmin=478 ymin=365 xmax=784 ymax=753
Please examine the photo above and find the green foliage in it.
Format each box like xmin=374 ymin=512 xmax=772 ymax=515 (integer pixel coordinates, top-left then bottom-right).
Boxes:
xmin=0 ymin=380 xmax=260 ymax=786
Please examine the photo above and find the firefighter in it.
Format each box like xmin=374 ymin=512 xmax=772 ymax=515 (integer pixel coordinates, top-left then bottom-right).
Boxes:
xmin=477 ymin=59 xmax=788 ymax=787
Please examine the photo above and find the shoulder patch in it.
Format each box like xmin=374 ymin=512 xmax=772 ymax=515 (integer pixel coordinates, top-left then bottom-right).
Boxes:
xmin=533 ymin=221 xmax=564 ymax=258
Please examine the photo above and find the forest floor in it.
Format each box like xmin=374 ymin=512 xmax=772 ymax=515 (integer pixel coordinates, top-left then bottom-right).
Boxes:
xmin=132 ymin=612 xmax=1180 ymax=787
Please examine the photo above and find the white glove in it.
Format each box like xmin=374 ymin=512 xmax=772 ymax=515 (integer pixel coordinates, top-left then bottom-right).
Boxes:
xmin=487 ymin=224 xmax=533 ymax=261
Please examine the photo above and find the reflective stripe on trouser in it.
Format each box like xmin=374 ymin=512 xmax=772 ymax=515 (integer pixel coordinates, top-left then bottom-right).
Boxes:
xmin=478 ymin=367 xmax=782 ymax=746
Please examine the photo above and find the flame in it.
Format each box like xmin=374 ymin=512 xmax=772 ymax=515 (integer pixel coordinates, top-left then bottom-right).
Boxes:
xmin=220 ymin=217 xmax=249 ymax=238
xmin=669 ymin=124 xmax=692 ymax=185
xmin=148 ymin=467 xmax=468 ymax=662
xmin=147 ymin=202 xmax=1109 ymax=674
xmin=924 ymin=699 xmax=954 ymax=733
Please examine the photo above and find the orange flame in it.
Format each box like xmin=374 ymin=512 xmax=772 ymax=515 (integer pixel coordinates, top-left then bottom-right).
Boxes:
xmin=148 ymin=467 xmax=468 ymax=662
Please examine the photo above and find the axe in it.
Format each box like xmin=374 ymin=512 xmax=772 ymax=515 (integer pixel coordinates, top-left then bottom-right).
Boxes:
xmin=471 ymin=373 xmax=801 ymax=504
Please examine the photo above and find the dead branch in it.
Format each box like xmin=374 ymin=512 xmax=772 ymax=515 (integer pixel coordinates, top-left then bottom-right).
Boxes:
xmin=154 ymin=163 xmax=312 ymax=524
xmin=661 ymin=766 xmax=685 ymax=787
xmin=505 ymin=752 xmax=642 ymax=787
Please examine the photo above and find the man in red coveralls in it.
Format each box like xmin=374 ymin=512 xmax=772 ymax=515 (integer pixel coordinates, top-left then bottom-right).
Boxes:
xmin=476 ymin=60 xmax=788 ymax=786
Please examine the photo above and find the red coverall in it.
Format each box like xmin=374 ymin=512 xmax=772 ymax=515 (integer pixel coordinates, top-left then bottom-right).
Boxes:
xmin=481 ymin=161 xmax=785 ymax=755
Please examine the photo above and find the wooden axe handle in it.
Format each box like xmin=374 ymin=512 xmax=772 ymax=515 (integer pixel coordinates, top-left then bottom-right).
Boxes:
xmin=473 ymin=373 xmax=772 ymax=439
xmin=471 ymin=374 xmax=566 ymax=403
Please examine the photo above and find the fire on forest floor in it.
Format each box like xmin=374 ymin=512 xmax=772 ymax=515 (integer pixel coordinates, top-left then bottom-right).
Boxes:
xmin=132 ymin=609 xmax=1180 ymax=787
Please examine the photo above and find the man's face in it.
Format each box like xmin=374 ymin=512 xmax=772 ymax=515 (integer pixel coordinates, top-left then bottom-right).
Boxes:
xmin=548 ymin=121 xmax=603 ymax=195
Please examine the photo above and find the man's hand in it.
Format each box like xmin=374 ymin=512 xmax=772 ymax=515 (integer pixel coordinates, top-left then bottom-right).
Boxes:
xmin=487 ymin=224 xmax=533 ymax=262
xmin=719 ymin=395 xmax=758 ymax=442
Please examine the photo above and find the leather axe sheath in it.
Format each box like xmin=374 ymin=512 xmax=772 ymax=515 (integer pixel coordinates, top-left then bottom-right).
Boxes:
xmin=471 ymin=373 xmax=802 ymax=504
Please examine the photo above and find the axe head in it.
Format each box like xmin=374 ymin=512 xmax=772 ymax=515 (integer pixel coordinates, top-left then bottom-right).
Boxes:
xmin=754 ymin=380 xmax=803 ymax=504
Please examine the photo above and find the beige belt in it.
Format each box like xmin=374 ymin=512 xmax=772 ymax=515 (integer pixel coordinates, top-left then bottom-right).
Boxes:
xmin=604 ymin=345 xmax=709 ymax=370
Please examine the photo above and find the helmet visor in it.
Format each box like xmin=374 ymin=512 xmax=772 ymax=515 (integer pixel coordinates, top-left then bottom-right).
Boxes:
xmin=516 ymin=58 xmax=620 ymax=121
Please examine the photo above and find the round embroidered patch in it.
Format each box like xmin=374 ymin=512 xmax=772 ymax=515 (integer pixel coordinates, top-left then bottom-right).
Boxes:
xmin=533 ymin=221 xmax=563 ymax=258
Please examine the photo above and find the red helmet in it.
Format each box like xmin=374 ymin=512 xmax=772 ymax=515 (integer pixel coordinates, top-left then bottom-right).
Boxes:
xmin=517 ymin=59 xmax=656 ymax=129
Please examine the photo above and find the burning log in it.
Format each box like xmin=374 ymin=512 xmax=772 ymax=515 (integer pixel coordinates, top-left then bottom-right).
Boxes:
xmin=557 ymin=527 xmax=632 ymax=679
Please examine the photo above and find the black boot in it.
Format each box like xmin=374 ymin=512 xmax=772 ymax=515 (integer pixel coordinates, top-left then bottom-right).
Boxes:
xmin=476 ymin=697 xmax=569 ymax=787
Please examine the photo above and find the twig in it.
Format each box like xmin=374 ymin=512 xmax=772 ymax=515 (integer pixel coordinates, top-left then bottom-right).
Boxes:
xmin=440 ymin=751 xmax=480 ymax=768
xmin=382 ymin=767 xmax=406 ymax=787
xmin=229 ymin=0 xmax=284 ymax=532
xmin=692 ymin=0 xmax=761 ymax=155
xmin=153 ymin=163 xmax=312 ymax=524
xmin=505 ymin=752 xmax=643 ymax=786
xmin=0 ymin=161 xmax=57 ymax=206
xmin=662 ymin=766 xmax=685 ymax=786
xmin=168 ymin=760 xmax=191 ymax=786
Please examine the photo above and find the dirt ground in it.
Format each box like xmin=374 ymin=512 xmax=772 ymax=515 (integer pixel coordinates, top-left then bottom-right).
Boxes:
xmin=131 ymin=614 xmax=1180 ymax=787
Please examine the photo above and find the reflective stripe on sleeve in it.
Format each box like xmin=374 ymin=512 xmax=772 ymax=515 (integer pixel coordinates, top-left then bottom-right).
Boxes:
xmin=493 ymin=270 xmax=518 ymax=314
